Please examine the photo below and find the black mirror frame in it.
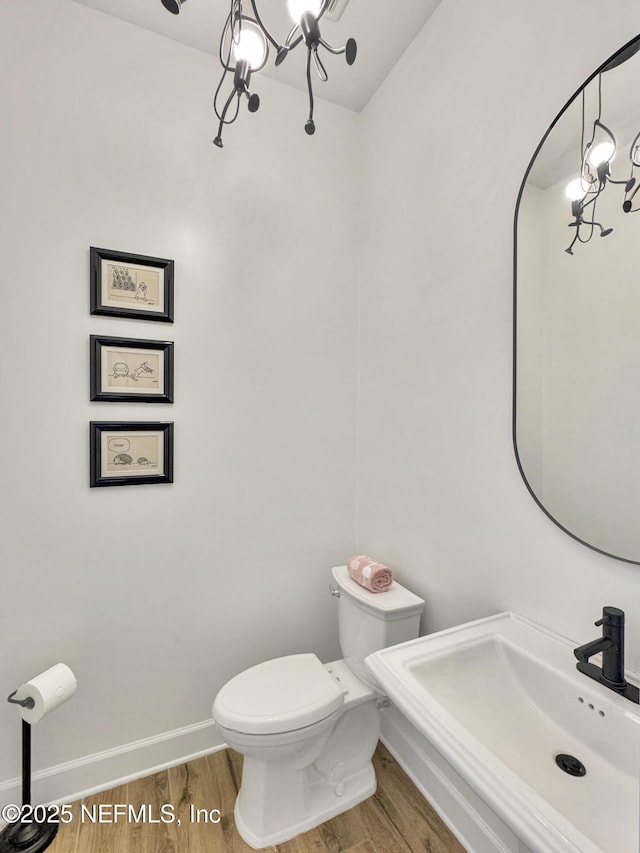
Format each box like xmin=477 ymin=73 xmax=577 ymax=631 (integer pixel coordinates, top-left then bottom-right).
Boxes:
xmin=513 ymin=33 xmax=640 ymax=566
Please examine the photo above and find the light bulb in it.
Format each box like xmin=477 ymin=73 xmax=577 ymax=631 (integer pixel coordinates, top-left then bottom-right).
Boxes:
xmin=287 ymin=0 xmax=322 ymax=24
xmin=565 ymin=178 xmax=586 ymax=201
xmin=232 ymin=26 xmax=267 ymax=70
xmin=587 ymin=141 xmax=615 ymax=167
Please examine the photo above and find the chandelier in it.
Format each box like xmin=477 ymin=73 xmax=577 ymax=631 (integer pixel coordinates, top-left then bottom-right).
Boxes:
xmin=565 ymin=43 xmax=640 ymax=255
xmin=162 ymin=0 xmax=357 ymax=149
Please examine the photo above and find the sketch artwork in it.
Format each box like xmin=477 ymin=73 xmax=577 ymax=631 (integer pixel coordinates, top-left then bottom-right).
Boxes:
xmin=101 ymin=431 xmax=163 ymax=479
xmin=102 ymin=260 xmax=162 ymax=312
xmin=103 ymin=347 xmax=162 ymax=395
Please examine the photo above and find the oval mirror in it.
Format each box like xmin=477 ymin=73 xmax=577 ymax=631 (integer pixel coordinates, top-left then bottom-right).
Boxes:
xmin=514 ymin=35 xmax=640 ymax=564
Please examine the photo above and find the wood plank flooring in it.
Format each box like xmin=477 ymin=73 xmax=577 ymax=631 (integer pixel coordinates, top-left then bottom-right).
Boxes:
xmin=47 ymin=743 xmax=467 ymax=853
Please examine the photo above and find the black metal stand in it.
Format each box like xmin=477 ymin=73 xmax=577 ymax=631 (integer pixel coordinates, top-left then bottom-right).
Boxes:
xmin=0 ymin=720 xmax=59 ymax=853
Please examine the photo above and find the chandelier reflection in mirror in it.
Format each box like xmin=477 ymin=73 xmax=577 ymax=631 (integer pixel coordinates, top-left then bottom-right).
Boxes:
xmin=162 ymin=0 xmax=357 ymax=149
xmin=565 ymin=41 xmax=640 ymax=254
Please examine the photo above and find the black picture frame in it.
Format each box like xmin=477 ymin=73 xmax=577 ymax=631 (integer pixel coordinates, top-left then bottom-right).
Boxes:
xmin=90 ymin=247 xmax=174 ymax=322
xmin=90 ymin=336 xmax=174 ymax=403
xmin=90 ymin=422 xmax=174 ymax=487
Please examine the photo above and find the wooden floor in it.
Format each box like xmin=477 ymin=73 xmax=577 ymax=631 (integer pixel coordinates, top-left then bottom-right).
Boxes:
xmin=48 ymin=743 xmax=467 ymax=853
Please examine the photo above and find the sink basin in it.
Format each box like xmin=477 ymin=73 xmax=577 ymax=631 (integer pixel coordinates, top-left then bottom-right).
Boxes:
xmin=365 ymin=611 xmax=640 ymax=853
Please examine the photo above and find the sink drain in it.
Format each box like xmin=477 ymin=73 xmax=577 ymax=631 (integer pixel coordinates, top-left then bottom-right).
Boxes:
xmin=555 ymin=753 xmax=586 ymax=777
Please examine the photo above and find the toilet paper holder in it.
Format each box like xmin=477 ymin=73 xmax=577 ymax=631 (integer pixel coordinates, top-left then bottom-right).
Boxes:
xmin=0 ymin=704 xmax=59 ymax=853
xmin=0 ymin=669 xmax=75 ymax=853
xmin=6 ymin=690 xmax=35 ymax=710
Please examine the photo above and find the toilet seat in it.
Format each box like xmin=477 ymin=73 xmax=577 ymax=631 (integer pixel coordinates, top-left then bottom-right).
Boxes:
xmin=213 ymin=653 xmax=345 ymax=735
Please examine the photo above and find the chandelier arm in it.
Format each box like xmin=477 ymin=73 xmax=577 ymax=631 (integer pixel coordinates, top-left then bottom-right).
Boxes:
xmin=304 ymin=46 xmax=316 ymax=134
xmin=213 ymin=64 xmax=231 ymax=118
xmin=312 ymin=46 xmax=328 ymax=81
xmin=579 ymin=194 xmax=601 ymax=241
xmin=577 ymin=225 xmax=595 ymax=243
xmin=578 ymin=74 xmax=603 ymax=163
xmin=625 ymin=181 xmax=640 ymax=207
xmin=306 ymin=47 xmax=314 ymax=117
xmin=578 ymin=83 xmax=603 ymax=167
xmin=579 ymin=191 xmax=600 ymax=212
xmin=213 ymin=90 xmax=240 ymax=147
xmin=231 ymin=0 xmax=242 ymax=38
xmin=215 ymin=87 xmax=240 ymax=126
xmin=286 ymin=33 xmax=304 ymax=51
xmin=581 ymin=147 xmax=597 ymax=187
xmin=584 ymin=122 xmax=597 ymax=152
xmin=229 ymin=93 xmax=242 ymax=124
xmin=285 ymin=25 xmax=303 ymax=49
xmin=219 ymin=10 xmax=236 ymax=70
xmin=316 ymin=0 xmax=331 ymax=23
xmin=214 ymin=18 xmax=241 ymax=126
xmin=593 ymin=119 xmax=617 ymax=150
xmin=630 ymin=131 xmax=640 ymax=166
xmin=317 ymin=38 xmax=345 ymax=55
xmin=583 ymin=102 xmax=598 ymax=155
xmin=565 ymin=228 xmax=581 ymax=255
xmin=247 ymin=0 xmax=281 ymax=51
xmin=581 ymin=218 xmax=612 ymax=237
xmin=596 ymin=72 xmax=603 ymax=123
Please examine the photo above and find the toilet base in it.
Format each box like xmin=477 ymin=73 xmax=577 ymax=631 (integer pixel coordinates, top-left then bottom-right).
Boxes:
xmin=234 ymin=760 xmax=376 ymax=849
xmin=222 ymin=667 xmax=382 ymax=849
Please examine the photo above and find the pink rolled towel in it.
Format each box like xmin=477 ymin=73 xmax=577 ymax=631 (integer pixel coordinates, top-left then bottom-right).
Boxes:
xmin=347 ymin=555 xmax=393 ymax=593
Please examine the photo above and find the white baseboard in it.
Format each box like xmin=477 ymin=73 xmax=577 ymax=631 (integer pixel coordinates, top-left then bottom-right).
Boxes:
xmin=0 ymin=719 xmax=226 ymax=815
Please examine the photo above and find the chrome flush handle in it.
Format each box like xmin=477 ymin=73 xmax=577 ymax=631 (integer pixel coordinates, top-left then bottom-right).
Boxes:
xmin=329 ymin=584 xmax=341 ymax=598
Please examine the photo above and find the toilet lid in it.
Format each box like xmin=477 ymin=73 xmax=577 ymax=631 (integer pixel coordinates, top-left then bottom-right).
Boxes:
xmin=213 ymin=653 xmax=345 ymax=735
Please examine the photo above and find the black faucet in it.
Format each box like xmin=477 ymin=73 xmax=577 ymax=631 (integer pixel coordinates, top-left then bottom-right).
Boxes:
xmin=573 ymin=606 xmax=639 ymax=703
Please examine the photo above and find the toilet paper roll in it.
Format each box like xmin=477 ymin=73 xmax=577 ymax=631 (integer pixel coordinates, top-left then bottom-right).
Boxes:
xmin=12 ymin=663 xmax=77 ymax=724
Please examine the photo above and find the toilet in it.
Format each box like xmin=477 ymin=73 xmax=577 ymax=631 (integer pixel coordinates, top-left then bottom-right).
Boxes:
xmin=212 ymin=564 xmax=424 ymax=848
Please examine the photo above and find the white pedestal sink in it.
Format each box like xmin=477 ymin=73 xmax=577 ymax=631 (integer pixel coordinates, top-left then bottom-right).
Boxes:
xmin=366 ymin=611 xmax=640 ymax=853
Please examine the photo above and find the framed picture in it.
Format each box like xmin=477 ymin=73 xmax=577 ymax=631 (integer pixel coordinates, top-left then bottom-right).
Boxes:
xmin=90 ymin=336 xmax=174 ymax=403
xmin=90 ymin=422 xmax=174 ymax=487
xmin=90 ymin=247 xmax=174 ymax=322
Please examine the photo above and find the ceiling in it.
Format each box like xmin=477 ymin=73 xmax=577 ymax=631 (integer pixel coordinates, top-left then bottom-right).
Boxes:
xmin=69 ymin=0 xmax=442 ymax=112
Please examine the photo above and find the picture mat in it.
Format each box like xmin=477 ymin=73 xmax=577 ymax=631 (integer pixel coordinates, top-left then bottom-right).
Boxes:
xmin=101 ymin=259 xmax=164 ymax=313
xmin=100 ymin=431 xmax=165 ymax=478
xmin=101 ymin=345 xmax=165 ymax=396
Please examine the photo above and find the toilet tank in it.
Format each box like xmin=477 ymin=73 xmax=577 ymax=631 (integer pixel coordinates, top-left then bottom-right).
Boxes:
xmin=331 ymin=565 xmax=424 ymax=687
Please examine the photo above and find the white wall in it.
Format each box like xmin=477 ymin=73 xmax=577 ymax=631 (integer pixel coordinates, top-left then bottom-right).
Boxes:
xmin=0 ymin=0 xmax=357 ymax=795
xmin=358 ymin=0 xmax=640 ymax=664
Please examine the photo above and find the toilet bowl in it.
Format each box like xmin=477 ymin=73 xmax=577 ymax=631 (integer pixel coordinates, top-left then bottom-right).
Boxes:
xmin=212 ymin=565 xmax=424 ymax=849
